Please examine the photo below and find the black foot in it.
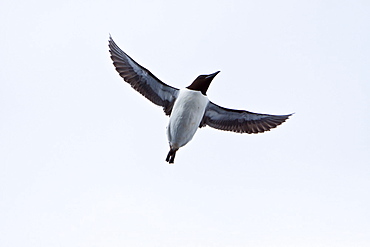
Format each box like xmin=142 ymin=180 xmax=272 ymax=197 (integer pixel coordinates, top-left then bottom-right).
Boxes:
xmin=166 ymin=149 xmax=177 ymax=164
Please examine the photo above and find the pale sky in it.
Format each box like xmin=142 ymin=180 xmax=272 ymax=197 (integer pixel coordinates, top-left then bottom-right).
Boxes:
xmin=1 ymin=0 xmax=369 ymax=246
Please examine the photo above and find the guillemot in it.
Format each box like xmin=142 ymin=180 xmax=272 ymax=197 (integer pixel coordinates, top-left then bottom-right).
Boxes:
xmin=108 ymin=36 xmax=292 ymax=164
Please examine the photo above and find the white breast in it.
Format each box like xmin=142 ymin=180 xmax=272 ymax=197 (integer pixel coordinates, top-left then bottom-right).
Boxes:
xmin=167 ymin=89 xmax=209 ymax=149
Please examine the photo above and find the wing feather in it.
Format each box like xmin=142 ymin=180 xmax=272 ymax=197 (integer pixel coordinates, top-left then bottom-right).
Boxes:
xmin=108 ymin=36 xmax=179 ymax=115
xmin=201 ymin=102 xmax=292 ymax=134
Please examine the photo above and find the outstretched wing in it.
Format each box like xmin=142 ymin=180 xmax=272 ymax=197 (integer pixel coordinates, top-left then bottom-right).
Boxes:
xmin=109 ymin=36 xmax=179 ymax=115
xmin=201 ymin=102 xmax=292 ymax=134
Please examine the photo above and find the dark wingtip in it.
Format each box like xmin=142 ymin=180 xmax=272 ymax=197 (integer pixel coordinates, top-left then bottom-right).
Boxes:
xmin=108 ymin=34 xmax=116 ymax=47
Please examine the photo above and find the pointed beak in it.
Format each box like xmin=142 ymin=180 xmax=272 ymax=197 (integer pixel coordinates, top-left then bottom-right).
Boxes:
xmin=206 ymin=71 xmax=220 ymax=79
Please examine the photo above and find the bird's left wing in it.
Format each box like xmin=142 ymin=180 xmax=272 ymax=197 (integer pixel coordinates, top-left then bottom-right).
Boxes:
xmin=109 ymin=36 xmax=179 ymax=115
xmin=200 ymin=102 xmax=292 ymax=134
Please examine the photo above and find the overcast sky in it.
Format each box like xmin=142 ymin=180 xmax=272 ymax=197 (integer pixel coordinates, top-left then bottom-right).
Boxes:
xmin=1 ymin=0 xmax=369 ymax=246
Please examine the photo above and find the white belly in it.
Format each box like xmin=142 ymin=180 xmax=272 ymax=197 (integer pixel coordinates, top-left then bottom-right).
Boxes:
xmin=167 ymin=89 xmax=209 ymax=149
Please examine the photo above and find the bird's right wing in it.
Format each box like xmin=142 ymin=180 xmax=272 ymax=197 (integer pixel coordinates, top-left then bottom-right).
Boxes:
xmin=109 ymin=36 xmax=179 ymax=115
xmin=201 ymin=102 xmax=292 ymax=134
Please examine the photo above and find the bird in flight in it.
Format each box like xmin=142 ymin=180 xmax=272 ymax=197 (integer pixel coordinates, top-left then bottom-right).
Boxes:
xmin=108 ymin=36 xmax=292 ymax=164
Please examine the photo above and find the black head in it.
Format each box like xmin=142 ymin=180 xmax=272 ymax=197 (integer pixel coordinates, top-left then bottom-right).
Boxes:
xmin=186 ymin=71 xmax=220 ymax=95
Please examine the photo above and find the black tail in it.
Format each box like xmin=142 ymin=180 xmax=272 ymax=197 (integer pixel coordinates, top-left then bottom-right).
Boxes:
xmin=165 ymin=148 xmax=178 ymax=164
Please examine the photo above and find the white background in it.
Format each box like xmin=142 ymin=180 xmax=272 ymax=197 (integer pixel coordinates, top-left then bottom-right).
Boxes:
xmin=1 ymin=0 xmax=369 ymax=246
